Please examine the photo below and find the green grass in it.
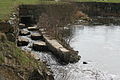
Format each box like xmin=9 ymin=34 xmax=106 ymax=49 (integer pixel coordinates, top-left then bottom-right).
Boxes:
xmin=0 ymin=41 xmax=38 ymax=68
xmin=74 ymin=0 xmax=120 ymax=3
xmin=0 ymin=41 xmax=50 ymax=80
xmin=0 ymin=0 xmax=58 ymax=20
xmin=0 ymin=0 xmax=36 ymax=20
xmin=0 ymin=0 xmax=120 ymax=20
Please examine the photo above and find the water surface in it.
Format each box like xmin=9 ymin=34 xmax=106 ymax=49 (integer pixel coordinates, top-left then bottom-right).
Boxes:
xmin=69 ymin=25 xmax=120 ymax=75
xmin=19 ymin=25 xmax=120 ymax=80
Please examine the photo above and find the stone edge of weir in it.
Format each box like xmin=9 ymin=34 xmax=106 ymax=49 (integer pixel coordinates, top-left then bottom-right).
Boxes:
xmin=39 ymin=27 xmax=81 ymax=64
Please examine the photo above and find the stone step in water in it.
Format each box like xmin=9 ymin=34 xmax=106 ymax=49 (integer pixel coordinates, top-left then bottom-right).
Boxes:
xmin=43 ymin=35 xmax=80 ymax=64
xmin=28 ymin=26 xmax=39 ymax=31
xmin=32 ymin=41 xmax=48 ymax=51
xmin=31 ymin=33 xmax=43 ymax=40
xmin=19 ymin=23 xmax=26 ymax=29
xmin=19 ymin=29 xmax=30 ymax=36
xmin=17 ymin=36 xmax=29 ymax=46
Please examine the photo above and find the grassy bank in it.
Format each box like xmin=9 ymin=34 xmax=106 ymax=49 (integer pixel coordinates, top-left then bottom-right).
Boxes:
xmin=0 ymin=0 xmax=63 ymax=20
xmin=75 ymin=0 xmax=120 ymax=3
xmin=0 ymin=0 xmax=39 ymax=20
xmin=0 ymin=40 xmax=53 ymax=79
xmin=1 ymin=0 xmax=120 ymax=20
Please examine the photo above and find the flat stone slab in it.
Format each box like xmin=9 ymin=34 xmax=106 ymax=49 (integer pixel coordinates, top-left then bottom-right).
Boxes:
xmin=45 ymin=37 xmax=69 ymax=53
xmin=31 ymin=33 xmax=43 ymax=40
xmin=19 ymin=23 xmax=26 ymax=29
xmin=43 ymin=35 xmax=80 ymax=64
xmin=19 ymin=30 xmax=30 ymax=36
xmin=32 ymin=41 xmax=47 ymax=51
xmin=28 ymin=26 xmax=39 ymax=31
xmin=17 ymin=37 xmax=29 ymax=46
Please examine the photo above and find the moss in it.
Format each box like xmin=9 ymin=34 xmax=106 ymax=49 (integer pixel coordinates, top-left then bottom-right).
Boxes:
xmin=73 ymin=0 xmax=120 ymax=3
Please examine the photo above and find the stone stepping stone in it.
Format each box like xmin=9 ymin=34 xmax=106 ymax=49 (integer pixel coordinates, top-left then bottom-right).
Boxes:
xmin=19 ymin=23 xmax=26 ymax=29
xmin=32 ymin=41 xmax=47 ymax=51
xmin=28 ymin=26 xmax=39 ymax=31
xmin=19 ymin=30 xmax=30 ymax=36
xmin=17 ymin=37 xmax=29 ymax=46
xmin=31 ymin=33 xmax=43 ymax=40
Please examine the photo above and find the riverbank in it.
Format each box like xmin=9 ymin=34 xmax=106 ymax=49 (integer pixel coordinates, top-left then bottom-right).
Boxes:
xmin=74 ymin=0 xmax=120 ymax=3
xmin=0 ymin=0 xmax=67 ymax=20
xmin=0 ymin=40 xmax=54 ymax=80
xmin=1 ymin=1 xmax=120 ymax=80
xmin=0 ymin=3 xmax=54 ymax=79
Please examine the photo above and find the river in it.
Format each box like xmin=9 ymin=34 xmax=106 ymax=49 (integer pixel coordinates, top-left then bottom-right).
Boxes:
xmin=19 ymin=24 xmax=120 ymax=80
xmin=69 ymin=25 xmax=120 ymax=74
xmin=65 ymin=24 xmax=120 ymax=80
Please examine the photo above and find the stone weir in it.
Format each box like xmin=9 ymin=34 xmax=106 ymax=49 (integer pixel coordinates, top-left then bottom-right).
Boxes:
xmin=17 ymin=23 xmax=80 ymax=64
xmin=18 ymin=4 xmax=80 ymax=64
xmin=39 ymin=28 xmax=80 ymax=64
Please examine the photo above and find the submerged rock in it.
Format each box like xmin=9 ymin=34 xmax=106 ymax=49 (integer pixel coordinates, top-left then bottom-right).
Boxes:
xmin=19 ymin=30 xmax=30 ymax=36
xmin=17 ymin=37 xmax=29 ymax=46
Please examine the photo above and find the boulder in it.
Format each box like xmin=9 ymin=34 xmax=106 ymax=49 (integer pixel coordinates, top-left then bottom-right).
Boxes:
xmin=31 ymin=33 xmax=43 ymax=40
xmin=19 ymin=30 xmax=30 ymax=36
xmin=28 ymin=26 xmax=39 ymax=31
xmin=29 ymin=69 xmax=44 ymax=80
xmin=29 ymin=69 xmax=54 ymax=80
xmin=17 ymin=37 xmax=29 ymax=46
xmin=44 ymin=36 xmax=80 ymax=64
xmin=32 ymin=41 xmax=47 ymax=51
xmin=6 ymin=33 xmax=15 ymax=42
xmin=19 ymin=23 xmax=26 ymax=29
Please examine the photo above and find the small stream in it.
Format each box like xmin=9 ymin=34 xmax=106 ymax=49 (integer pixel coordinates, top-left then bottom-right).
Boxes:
xmin=19 ymin=24 xmax=120 ymax=80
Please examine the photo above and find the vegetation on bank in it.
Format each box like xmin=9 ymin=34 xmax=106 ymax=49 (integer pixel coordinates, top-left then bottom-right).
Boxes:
xmin=0 ymin=0 xmax=67 ymax=20
xmin=0 ymin=0 xmax=120 ymax=20
xmin=74 ymin=0 xmax=120 ymax=3
xmin=0 ymin=32 xmax=53 ymax=80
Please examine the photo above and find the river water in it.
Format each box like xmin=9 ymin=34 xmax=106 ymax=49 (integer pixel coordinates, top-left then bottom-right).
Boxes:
xmin=65 ymin=24 xmax=120 ymax=80
xmin=19 ymin=24 xmax=120 ymax=80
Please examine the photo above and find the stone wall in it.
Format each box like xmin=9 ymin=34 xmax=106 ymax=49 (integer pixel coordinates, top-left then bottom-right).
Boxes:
xmin=19 ymin=4 xmax=79 ymax=26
